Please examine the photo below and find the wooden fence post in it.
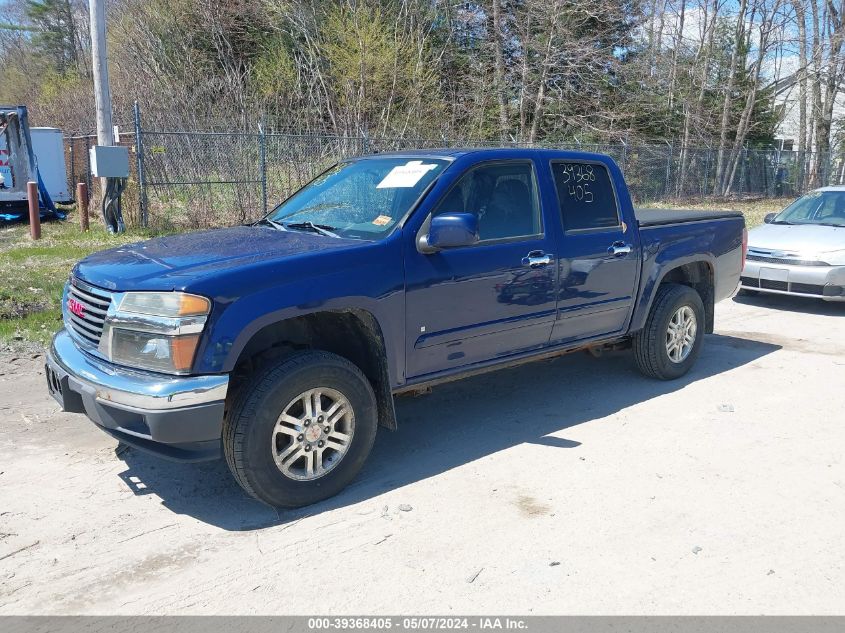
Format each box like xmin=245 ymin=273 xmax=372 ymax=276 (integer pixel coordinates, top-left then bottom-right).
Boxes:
xmin=27 ymin=181 xmax=41 ymax=240
xmin=77 ymin=182 xmax=89 ymax=231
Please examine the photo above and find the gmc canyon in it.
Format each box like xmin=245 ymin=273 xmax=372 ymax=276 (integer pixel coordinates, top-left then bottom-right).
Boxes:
xmin=46 ymin=149 xmax=746 ymax=507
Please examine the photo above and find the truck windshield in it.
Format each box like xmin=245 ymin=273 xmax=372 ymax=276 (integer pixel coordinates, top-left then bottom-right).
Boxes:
xmin=265 ymin=157 xmax=449 ymax=239
xmin=773 ymin=190 xmax=845 ymax=227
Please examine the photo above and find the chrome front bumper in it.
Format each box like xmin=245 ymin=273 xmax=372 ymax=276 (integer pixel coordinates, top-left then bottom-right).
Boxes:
xmin=740 ymin=260 xmax=845 ymax=301
xmin=46 ymin=329 xmax=229 ymax=461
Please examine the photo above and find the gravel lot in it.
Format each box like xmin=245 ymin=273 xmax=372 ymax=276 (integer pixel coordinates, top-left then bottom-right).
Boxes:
xmin=1 ymin=294 xmax=843 ymax=615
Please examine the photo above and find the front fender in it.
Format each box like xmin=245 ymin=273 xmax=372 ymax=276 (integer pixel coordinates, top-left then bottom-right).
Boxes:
xmin=216 ymin=294 xmax=402 ymax=374
xmin=191 ymin=243 xmax=406 ymax=385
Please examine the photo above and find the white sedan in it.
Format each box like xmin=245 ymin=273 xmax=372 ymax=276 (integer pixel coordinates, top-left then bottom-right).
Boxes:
xmin=740 ymin=186 xmax=845 ymax=301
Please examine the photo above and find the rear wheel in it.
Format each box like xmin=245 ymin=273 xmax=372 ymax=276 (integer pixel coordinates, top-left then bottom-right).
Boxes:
xmin=223 ymin=351 xmax=378 ymax=507
xmin=633 ymin=283 xmax=705 ymax=380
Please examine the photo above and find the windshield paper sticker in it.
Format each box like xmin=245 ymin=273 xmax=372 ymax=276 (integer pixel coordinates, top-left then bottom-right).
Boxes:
xmin=372 ymin=215 xmax=392 ymax=226
xmin=376 ymin=160 xmax=437 ymax=189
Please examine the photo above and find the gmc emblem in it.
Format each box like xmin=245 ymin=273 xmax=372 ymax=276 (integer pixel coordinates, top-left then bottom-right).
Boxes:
xmin=67 ymin=297 xmax=86 ymax=319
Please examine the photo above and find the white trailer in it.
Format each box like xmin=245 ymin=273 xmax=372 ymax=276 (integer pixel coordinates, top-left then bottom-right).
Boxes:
xmin=30 ymin=127 xmax=72 ymax=203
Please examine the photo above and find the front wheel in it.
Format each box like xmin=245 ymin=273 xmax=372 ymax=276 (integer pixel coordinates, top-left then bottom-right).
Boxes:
xmin=223 ymin=351 xmax=378 ymax=507
xmin=633 ymin=283 xmax=705 ymax=380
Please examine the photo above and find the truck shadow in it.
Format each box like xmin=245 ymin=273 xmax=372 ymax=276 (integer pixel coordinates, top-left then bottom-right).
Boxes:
xmin=117 ymin=333 xmax=780 ymax=530
xmin=732 ymin=293 xmax=845 ymax=316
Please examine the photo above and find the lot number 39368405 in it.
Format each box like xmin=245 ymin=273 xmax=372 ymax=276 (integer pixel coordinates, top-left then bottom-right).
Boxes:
xmin=558 ymin=163 xmax=596 ymax=203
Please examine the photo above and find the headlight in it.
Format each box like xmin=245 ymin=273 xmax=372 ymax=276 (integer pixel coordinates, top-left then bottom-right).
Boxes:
xmin=820 ymin=249 xmax=845 ymax=266
xmin=117 ymin=292 xmax=210 ymax=317
xmin=101 ymin=291 xmax=210 ymax=375
xmin=110 ymin=330 xmax=201 ymax=374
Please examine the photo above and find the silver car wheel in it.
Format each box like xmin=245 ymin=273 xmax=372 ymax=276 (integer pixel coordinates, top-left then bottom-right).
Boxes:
xmin=665 ymin=305 xmax=697 ymax=364
xmin=271 ymin=387 xmax=355 ymax=481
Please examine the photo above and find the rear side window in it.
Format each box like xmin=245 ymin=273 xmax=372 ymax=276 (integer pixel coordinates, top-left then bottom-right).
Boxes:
xmin=552 ymin=162 xmax=620 ymax=231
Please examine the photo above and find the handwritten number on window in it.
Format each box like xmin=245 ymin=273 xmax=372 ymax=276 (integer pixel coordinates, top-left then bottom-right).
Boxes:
xmin=559 ymin=164 xmax=596 ymax=203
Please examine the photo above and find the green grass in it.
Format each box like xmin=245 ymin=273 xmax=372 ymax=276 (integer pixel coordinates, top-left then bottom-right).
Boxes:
xmin=0 ymin=211 xmax=168 ymax=352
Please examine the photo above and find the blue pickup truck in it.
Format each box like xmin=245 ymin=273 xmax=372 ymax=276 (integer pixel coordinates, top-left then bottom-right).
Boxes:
xmin=46 ymin=149 xmax=746 ymax=507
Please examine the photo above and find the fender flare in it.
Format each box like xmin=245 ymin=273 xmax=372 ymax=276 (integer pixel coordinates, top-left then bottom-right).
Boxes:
xmin=221 ymin=305 xmax=399 ymax=430
xmin=631 ymin=255 xmax=716 ymax=334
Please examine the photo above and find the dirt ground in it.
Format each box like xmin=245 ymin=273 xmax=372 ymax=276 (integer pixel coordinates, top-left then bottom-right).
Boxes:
xmin=1 ymin=294 xmax=843 ymax=615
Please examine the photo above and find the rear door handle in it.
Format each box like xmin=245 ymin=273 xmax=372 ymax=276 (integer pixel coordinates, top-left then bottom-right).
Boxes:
xmin=522 ymin=251 xmax=552 ymax=268
xmin=607 ymin=242 xmax=632 ymax=257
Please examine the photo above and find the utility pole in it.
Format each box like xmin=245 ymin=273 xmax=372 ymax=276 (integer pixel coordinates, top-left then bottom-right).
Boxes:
xmin=89 ymin=0 xmax=114 ymax=147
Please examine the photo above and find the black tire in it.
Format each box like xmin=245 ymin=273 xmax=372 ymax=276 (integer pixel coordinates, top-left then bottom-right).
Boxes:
xmin=223 ymin=350 xmax=378 ymax=508
xmin=633 ymin=283 xmax=705 ymax=380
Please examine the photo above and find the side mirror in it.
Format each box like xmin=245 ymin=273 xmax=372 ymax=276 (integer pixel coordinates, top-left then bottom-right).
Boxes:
xmin=764 ymin=213 xmax=778 ymax=224
xmin=425 ymin=213 xmax=479 ymax=250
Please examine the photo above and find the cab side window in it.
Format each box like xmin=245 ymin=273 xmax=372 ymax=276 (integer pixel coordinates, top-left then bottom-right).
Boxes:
xmin=552 ymin=162 xmax=620 ymax=231
xmin=431 ymin=162 xmax=542 ymax=241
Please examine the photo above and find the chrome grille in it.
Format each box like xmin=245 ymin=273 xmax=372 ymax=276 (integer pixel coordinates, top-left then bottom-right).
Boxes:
xmin=65 ymin=278 xmax=112 ymax=348
xmin=746 ymin=254 xmax=829 ymax=267
xmin=746 ymin=249 xmax=829 ymax=266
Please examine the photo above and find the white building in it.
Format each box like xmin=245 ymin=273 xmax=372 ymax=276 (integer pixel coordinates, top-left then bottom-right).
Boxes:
xmin=773 ymin=72 xmax=845 ymax=153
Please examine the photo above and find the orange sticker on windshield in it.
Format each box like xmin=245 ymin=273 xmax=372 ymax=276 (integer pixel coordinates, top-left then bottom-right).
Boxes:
xmin=373 ymin=215 xmax=392 ymax=226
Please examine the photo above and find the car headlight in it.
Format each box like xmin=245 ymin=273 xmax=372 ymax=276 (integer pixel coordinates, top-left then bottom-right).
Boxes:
xmin=820 ymin=249 xmax=845 ymax=266
xmin=101 ymin=291 xmax=211 ymax=374
xmin=117 ymin=291 xmax=210 ymax=317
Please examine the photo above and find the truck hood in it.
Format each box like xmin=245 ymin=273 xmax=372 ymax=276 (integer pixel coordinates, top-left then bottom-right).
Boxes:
xmin=74 ymin=225 xmax=364 ymax=291
xmin=747 ymin=222 xmax=845 ymax=255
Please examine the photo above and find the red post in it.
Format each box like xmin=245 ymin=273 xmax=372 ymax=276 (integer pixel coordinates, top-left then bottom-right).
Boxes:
xmin=27 ymin=181 xmax=41 ymax=240
xmin=77 ymin=182 xmax=89 ymax=231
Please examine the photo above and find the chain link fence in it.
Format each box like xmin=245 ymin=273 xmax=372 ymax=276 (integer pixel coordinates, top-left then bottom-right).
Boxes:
xmin=137 ymin=128 xmax=366 ymax=229
xmin=64 ymin=108 xmax=845 ymax=230
xmin=64 ymin=130 xmax=141 ymax=226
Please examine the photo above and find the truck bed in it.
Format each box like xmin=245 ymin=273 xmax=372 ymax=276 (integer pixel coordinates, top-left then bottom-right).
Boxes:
xmin=635 ymin=208 xmax=744 ymax=227
xmin=630 ymin=206 xmax=746 ymax=335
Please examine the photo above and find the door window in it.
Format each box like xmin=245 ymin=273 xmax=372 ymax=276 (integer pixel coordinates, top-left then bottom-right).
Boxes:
xmin=552 ymin=162 xmax=620 ymax=231
xmin=432 ymin=162 xmax=542 ymax=241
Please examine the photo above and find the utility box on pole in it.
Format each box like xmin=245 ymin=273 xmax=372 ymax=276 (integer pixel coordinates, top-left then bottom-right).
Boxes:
xmin=89 ymin=145 xmax=129 ymax=178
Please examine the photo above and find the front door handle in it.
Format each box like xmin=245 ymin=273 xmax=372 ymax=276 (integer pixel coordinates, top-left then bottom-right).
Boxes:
xmin=522 ymin=251 xmax=552 ymax=268
xmin=607 ymin=242 xmax=632 ymax=257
